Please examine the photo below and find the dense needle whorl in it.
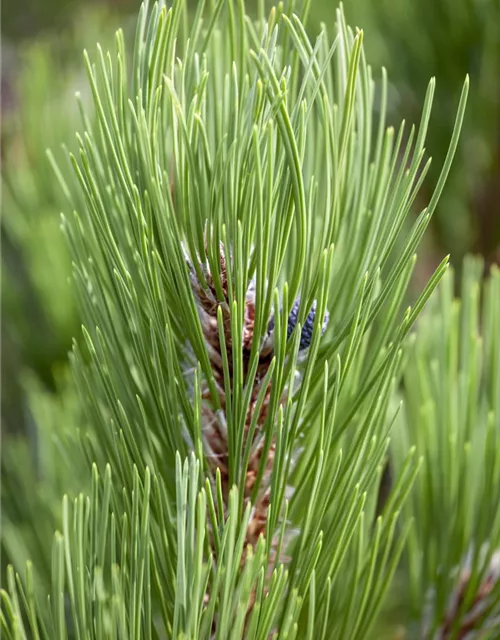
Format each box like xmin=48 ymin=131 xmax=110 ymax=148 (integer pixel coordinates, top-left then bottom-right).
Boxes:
xmin=185 ymin=242 xmax=331 ymax=634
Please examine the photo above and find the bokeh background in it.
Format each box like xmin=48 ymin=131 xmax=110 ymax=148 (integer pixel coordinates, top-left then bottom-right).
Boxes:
xmin=1 ymin=0 xmax=499 ymax=629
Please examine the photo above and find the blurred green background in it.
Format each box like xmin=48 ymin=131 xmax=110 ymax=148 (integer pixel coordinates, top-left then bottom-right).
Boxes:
xmin=1 ymin=0 xmax=499 ymax=630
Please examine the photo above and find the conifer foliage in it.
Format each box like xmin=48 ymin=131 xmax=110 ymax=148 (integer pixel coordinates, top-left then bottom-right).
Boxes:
xmin=392 ymin=258 xmax=500 ymax=638
xmin=1 ymin=0 xmax=471 ymax=638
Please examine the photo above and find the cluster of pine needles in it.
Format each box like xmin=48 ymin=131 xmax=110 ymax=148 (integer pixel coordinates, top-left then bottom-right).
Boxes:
xmin=2 ymin=1 xmax=500 ymax=639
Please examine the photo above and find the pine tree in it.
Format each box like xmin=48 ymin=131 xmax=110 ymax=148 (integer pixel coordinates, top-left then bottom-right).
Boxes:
xmin=3 ymin=1 xmax=485 ymax=638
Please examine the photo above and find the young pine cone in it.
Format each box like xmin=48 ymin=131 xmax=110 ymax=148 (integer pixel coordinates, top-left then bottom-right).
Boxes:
xmin=187 ymin=243 xmax=328 ymax=553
